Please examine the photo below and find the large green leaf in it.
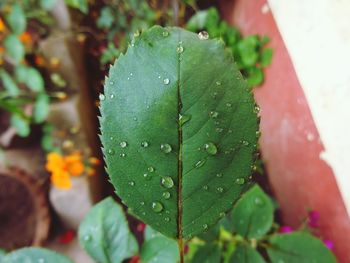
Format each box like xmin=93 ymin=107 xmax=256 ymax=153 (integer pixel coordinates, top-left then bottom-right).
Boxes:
xmin=5 ymin=3 xmax=26 ymax=35
xmin=229 ymin=244 xmax=266 ymax=263
xmin=231 ymin=185 xmax=274 ymax=239
xmin=1 ymin=248 xmax=73 ymax=263
xmin=267 ymin=233 xmax=337 ymax=263
xmin=99 ymin=26 xmax=258 ymax=239
xmin=191 ymin=244 xmax=221 ymax=263
xmin=78 ymin=197 xmax=138 ymax=263
xmin=4 ymin=35 xmax=24 ymax=65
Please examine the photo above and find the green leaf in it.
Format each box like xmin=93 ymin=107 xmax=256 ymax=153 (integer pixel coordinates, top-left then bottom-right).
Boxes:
xmin=97 ymin=7 xmax=114 ymax=29
xmin=1 ymin=248 xmax=73 ymax=263
xmin=0 ymin=70 xmax=20 ymax=97
xmin=144 ymin=225 xmax=163 ymax=241
xmin=15 ymin=66 xmax=44 ymax=92
xmin=261 ymin=48 xmax=273 ymax=67
xmin=5 ymin=3 xmax=26 ymax=35
xmin=33 ymin=93 xmax=50 ymax=123
xmin=186 ymin=10 xmax=210 ymax=31
xmin=4 ymin=35 xmax=25 ymax=64
xmin=231 ymin=185 xmax=274 ymax=239
xmin=229 ymin=244 xmax=266 ymax=263
xmin=99 ymin=26 xmax=258 ymax=239
xmin=246 ymin=67 xmax=264 ymax=88
xmin=40 ymin=0 xmax=57 ymax=10
xmin=10 ymin=114 xmax=30 ymax=137
xmin=267 ymin=233 xmax=337 ymax=263
xmin=64 ymin=0 xmax=88 ymax=14
xmin=141 ymin=235 xmax=179 ymax=263
xmin=78 ymin=197 xmax=138 ymax=263
xmin=192 ymin=244 xmax=221 ymax=263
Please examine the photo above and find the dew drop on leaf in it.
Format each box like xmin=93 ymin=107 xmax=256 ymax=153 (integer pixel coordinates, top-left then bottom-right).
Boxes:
xmin=198 ymin=31 xmax=209 ymax=40
xmin=163 ymin=78 xmax=170 ymax=85
xmin=217 ymin=187 xmax=224 ymax=193
xmin=203 ymin=224 xmax=208 ymax=230
xmin=84 ymin=234 xmax=92 ymax=242
xmin=110 ymin=94 xmax=115 ymax=99
xmin=209 ymin=111 xmax=219 ymax=118
xmin=179 ymin=114 xmax=191 ymax=126
xmin=120 ymin=153 xmax=126 ymax=157
xmin=162 ymin=191 xmax=171 ymax=199
xmin=161 ymin=176 xmax=174 ymax=189
xmin=204 ymin=142 xmax=218 ymax=155
xmin=148 ymin=166 xmax=154 ymax=172
xmin=165 ymin=217 xmax=170 ymax=222
xmin=108 ymin=149 xmax=115 ymax=155
xmin=216 ymin=173 xmax=223 ymax=178
xmin=203 ymin=185 xmax=209 ymax=190
xmin=120 ymin=141 xmax=127 ymax=148
xmin=195 ymin=159 xmax=206 ymax=168
xmin=109 ymin=136 xmax=114 ymax=141
xmin=129 ymin=181 xmax=135 ymax=186
xmin=241 ymin=140 xmax=250 ymax=146
xmin=151 ymin=201 xmax=163 ymax=213
xmin=140 ymin=201 xmax=145 ymax=206
xmin=226 ymin=102 xmax=232 ymax=107
xmin=99 ymin=94 xmax=105 ymax=101
xmin=254 ymin=197 xmax=264 ymax=206
xmin=162 ymin=30 xmax=169 ymax=37
xmin=160 ymin=143 xmax=172 ymax=153
xmin=141 ymin=141 xmax=149 ymax=147
xmin=176 ymin=45 xmax=184 ymax=54
xmin=235 ymin=177 xmax=245 ymax=185
xmin=143 ymin=173 xmax=151 ymax=180
xmin=215 ymin=81 xmax=221 ymax=86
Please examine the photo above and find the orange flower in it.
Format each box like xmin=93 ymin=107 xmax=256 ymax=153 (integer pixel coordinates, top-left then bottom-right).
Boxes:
xmin=46 ymin=152 xmax=85 ymax=189
xmin=20 ymin=32 xmax=32 ymax=45
xmin=0 ymin=18 xmax=6 ymax=33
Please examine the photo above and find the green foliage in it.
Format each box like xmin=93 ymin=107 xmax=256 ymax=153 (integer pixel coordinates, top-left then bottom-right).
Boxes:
xmin=192 ymin=244 xmax=221 ymax=263
xmin=4 ymin=34 xmax=24 ymax=64
xmin=0 ymin=248 xmax=73 ymax=263
xmin=0 ymin=69 xmax=19 ymax=97
xmin=33 ymin=93 xmax=50 ymax=123
xmin=267 ymin=233 xmax=337 ymax=263
xmin=78 ymin=197 xmax=138 ymax=263
xmin=65 ymin=0 xmax=88 ymax=13
xmin=231 ymin=185 xmax=274 ymax=239
xmin=229 ymin=244 xmax=266 ymax=263
xmin=186 ymin=7 xmax=273 ymax=88
xmin=5 ymin=3 xmax=26 ymax=35
xmin=99 ymin=26 xmax=258 ymax=239
xmin=10 ymin=114 xmax=30 ymax=137
xmin=40 ymin=0 xmax=57 ymax=10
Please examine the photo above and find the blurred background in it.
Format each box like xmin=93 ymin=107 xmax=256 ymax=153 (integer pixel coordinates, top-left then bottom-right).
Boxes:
xmin=0 ymin=0 xmax=349 ymax=262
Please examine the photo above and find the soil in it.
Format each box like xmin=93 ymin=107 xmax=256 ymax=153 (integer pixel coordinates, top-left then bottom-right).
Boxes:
xmin=0 ymin=174 xmax=36 ymax=250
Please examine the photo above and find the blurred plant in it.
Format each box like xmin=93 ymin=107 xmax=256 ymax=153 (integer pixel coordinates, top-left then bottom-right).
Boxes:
xmin=186 ymin=7 xmax=273 ymax=88
xmin=45 ymin=151 xmax=100 ymax=189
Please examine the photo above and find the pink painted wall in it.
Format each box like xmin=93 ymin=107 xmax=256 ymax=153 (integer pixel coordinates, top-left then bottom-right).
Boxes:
xmin=219 ymin=0 xmax=350 ymax=261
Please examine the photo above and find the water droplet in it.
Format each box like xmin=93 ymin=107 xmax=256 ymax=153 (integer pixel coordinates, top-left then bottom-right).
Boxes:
xmin=151 ymin=201 xmax=163 ymax=213
xmin=162 ymin=30 xmax=169 ymax=37
xmin=160 ymin=143 xmax=172 ymax=153
xmin=226 ymin=102 xmax=232 ymax=107
xmin=204 ymin=142 xmax=218 ymax=155
xmin=203 ymin=185 xmax=209 ymax=190
xmin=198 ymin=31 xmax=209 ymax=40
xmin=120 ymin=141 xmax=127 ymax=148
xmin=203 ymin=224 xmax=208 ymax=230
xmin=148 ymin=166 xmax=154 ymax=172
xmin=99 ymin=94 xmax=105 ymax=101
xmin=161 ymin=176 xmax=174 ymax=189
xmin=141 ymin=141 xmax=149 ymax=148
xmin=110 ymin=94 xmax=115 ymax=99
xmin=143 ymin=173 xmax=151 ymax=180
xmin=129 ymin=181 xmax=135 ymax=186
xmin=140 ymin=201 xmax=145 ymax=206
xmin=241 ymin=140 xmax=250 ymax=146
xmin=84 ymin=235 xmax=92 ymax=242
xmin=254 ymin=105 xmax=261 ymax=114
xmin=195 ymin=159 xmax=206 ymax=168
xmin=120 ymin=153 xmax=126 ymax=157
xmin=219 ymin=212 xmax=225 ymax=217
xmin=215 ymin=127 xmax=224 ymax=133
xmin=176 ymin=45 xmax=184 ymax=53
xmin=216 ymin=173 xmax=223 ymax=178
xmin=109 ymin=80 xmax=114 ymax=85
xmin=254 ymin=197 xmax=264 ymax=206
xmin=133 ymin=117 xmax=137 ymax=121
xmin=235 ymin=177 xmax=245 ymax=185
xmin=216 ymin=81 xmax=221 ymax=86
xmin=142 ymin=211 xmax=146 ymax=215
xmin=108 ymin=149 xmax=115 ymax=155
xmin=217 ymin=187 xmax=224 ymax=193
xmin=163 ymin=78 xmax=170 ymax=85
xmin=256 ymin=131 xmax=261 ymax=137
xmin=163 ymin=191 xmax=171 ymax=199
xmin=228 ymin=129 xmax=233 ymax=133
xmin=179 ymin=114 xmax=191 ymax=126
xmin=209 ymin=111 xmax=219 ymax=118
xmin=109 ymin=136 xmax=114 ymax=141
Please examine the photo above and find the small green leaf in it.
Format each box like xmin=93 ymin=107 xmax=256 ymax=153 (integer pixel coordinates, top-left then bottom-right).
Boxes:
xmin=78 ymin=197 xmax=138 ymax=263
xmin=231 ymin=185 xmax=274 ymax=239
xmin=40 ymin=0 xmax=57 ymax=10
xmin=0 ymin=70 xmax=20 ymax=97
xmin=97 ymin=7 xmax=114 ymax=29
xmin=141 ymin=235 xmax=179 ymax=263
xmin=33 ymin=93 xmax=50 ymax=123
xmin=186 ymin=10 xmax=209 ymax=31
xmin=192 ymin=244 xmax=221 ymax=263
xmin=261 ymin=48 xmax=273 ymax=67
xmin=229 ymin=244 xmax=266 ymax=263
xmin=267 ymin=232 xmax=337 ymax=263
xmin=1 ymin=248 xmax=73 ymax=263
xmin=5 ymin=3 xmax=26 ymax=35
xmin=4 ymin=35 xmax=24 ymax=64
xmin=246 ymin=67 xmax=264 ymax=88
xmin=100 ymin=26 xmax=258 ymax=239
xmin=15 ymin=66 xmax=44 ymax=92
xmin=10 ymin=114 xmax=30 ymax=137
xmin=64 ymin=0 xmax=88 ymax=14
